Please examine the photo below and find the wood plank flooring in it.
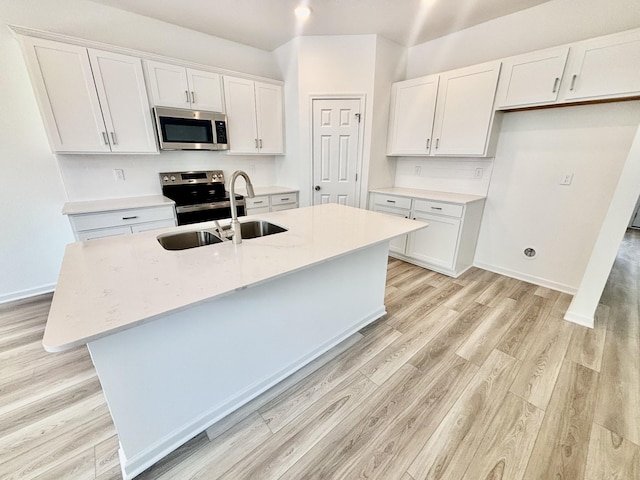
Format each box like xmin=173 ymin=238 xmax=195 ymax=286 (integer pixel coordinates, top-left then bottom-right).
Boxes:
xmin=1 ymin=229 xmax=639 ymax=479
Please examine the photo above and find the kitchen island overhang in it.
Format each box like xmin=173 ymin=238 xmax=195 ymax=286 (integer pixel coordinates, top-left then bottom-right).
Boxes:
xmin=43 ymin=204 xmax=426 ymax=479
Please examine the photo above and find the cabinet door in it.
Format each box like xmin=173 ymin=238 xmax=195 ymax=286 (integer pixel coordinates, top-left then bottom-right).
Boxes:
xmin=223 ymin=76 xmax=259 ymax=154
xmin=432 ymin=61 xmax=501 ymax=156
xmin=186 ymin=68 xmax=224 ymax=112
xmin=20 ymin=37 xmax=110 ymax=153
xmin=387 ymin=75 xmax=439 ymax=155
xmin=495 ymin=47 xmax=569 ymax=108
xmin=373 ymin=205 xmax=410 ymax=255
xmin=406 ymin=212 xmax=460 ymax=269
xmin=255 ymin=82 xmax=284 ymax=154
xmin=89 ymin=50 xmax=157 ymax=153
xmin=144 ymin=60 xmax=190 ymax=109
xmin=563 ymin=29 xmax=640 ymax=102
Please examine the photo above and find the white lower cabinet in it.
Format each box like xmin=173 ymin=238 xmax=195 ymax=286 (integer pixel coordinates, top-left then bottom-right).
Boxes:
xmin=246 ymin=191 xmax=298 ymax=215
xmin=371 ymin=192 xmax=485 ymax=277
xmin=68 ymin=205 xmax=176 ymax=241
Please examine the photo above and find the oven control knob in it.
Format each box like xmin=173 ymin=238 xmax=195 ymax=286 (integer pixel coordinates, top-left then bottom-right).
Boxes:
xmin=170 ymin=175 xmax=176 ymax=182
xmin=162 ymin=175 xmax=169 ymax=182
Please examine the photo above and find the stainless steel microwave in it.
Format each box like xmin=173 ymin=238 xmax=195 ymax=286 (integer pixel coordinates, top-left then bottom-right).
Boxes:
xmin=153 ymin=107 xmax=228 ymax=151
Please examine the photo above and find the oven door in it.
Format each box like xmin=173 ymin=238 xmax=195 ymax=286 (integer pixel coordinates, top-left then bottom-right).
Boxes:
xmin=176 ymin=202 xmax=245 ymax=225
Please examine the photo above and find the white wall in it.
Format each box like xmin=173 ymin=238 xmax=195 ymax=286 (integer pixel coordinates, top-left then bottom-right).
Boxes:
xmin=364 ymin=37 xmax=407 ymax=199
xmin=474 ymin=102 xmax=640 ymax=292
xmin=400 ymin=0 xmax=640 ymax=295
xmin=406 ymin=0 xmax=640 ymax=78
xmin=0 ymin=0 xmax=281 ymax=302
xmin=275 ymin=35 xmax=378 ymax=207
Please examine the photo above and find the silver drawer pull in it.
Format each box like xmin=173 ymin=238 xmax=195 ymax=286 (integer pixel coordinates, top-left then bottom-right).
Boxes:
xmin=122 ymin=216 xmax=138 ymax=220
xmin=281 ymin=197 xmax=289 ymax=201
xmin=254 ymin=201 xmax=264 ymax=204
xmin=430 ymin=206 xmax=442 ymax=210
xmin=386 ymin=200 xmax=396 ymax=203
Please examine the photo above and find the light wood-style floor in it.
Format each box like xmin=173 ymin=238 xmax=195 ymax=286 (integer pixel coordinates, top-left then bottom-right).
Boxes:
xmin=2 ymin=230 xmax=639 ymax=479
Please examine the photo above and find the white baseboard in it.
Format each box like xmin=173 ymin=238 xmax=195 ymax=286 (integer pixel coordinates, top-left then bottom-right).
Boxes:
xmin=472 ymin=262 xmax=577 ymax=294
xmin=0 ymin=284 xmax=55 ymax=304
xmin=563 ymin=309 xmax=595 ymax=328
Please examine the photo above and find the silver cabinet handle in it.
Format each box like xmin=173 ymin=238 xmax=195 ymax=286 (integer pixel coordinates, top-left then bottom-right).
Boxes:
xmin=259 ymin=139 xmax=263 ymax=148
xmin=552 ymin=77 xmax=560 ymax=93
xmin=255 ymin=139 xmax=258 ymax=148
xmin=185 ymin=90 xmax=190 ymax=103
xmin=386 ymin=199 xmax=396 ymax=203
xmin=110 ymin=132 xmax=117 ymax=145
xmin=281 ymin=197 xmax=289 ymax=201
xmin=122 ymin=216 xmax=138 ymax=220
xmin=570 ymin=74 xmax=577 ymax=91
xmin=191 ymin=91 xmax=195 ymax=103
xmin=426 ymin=138 xmax=430 ymax=150
xmin=102 ymin=132 xmax=109 ymax=145
xmin=253 ymin=201 xmax=264 ymax=204
xmin=435 ymin=138 xmax=440 ymax=149
xmin=430 ymin=206 xmax=442 ymax=210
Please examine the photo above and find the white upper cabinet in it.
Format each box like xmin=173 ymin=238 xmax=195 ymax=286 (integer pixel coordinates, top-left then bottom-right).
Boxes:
xmin=495 ymin=46 xmax=570 ymax=109
xmin=145 ymin=60 xmax=224 ymax=112
xmin=223 ymin=76 xmax=284 ymax=155
xmin=387 ymin=62 xmax=500 ymax=157
xmin=20 ymin=37 xmax=156 ymax=154
xmin=561 ymin=29 xmax=640 ymax=102
xmin=387 ymin=75 xmax=439 ymax=155
xmin=88 ymin=49 xmax=157 ymax=153
xmin=431 ymin=61 xmax=501 ymax=156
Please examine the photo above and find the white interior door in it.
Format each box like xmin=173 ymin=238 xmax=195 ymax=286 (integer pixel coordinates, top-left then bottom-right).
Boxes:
xmin=312 ymin=98 xmax=361 ymax=206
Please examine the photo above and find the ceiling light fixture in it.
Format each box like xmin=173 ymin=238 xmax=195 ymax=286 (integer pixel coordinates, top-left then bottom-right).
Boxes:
xmin=294 ymin=5 xmax=311 ymax=19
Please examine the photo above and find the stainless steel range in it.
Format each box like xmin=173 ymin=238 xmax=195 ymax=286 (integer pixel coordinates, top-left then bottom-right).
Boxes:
xmin=160 ymin=170 xmax=245 ymax=225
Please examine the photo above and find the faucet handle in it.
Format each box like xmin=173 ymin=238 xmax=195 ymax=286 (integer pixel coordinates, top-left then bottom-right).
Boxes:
xmin=212 ymin=221 xmax=229 ymax=239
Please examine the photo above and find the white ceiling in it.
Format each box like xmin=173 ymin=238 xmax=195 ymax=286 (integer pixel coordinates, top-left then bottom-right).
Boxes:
xmin=88 ymin=0 xmax=552 ymax=51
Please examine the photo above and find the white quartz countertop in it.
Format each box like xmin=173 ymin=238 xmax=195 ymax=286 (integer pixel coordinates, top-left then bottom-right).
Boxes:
xmin=237 ymin=185 xmax=299 ymax=196
xmin=44 ymin=204 xmax=425 ymax=352
xmin=62 ymin=195 xmax=175 ymax=215
xmin=370 ymin=187 xmax=485 ymax=204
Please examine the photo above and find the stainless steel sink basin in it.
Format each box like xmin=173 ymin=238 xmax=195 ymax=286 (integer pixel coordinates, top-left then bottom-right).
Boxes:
xmin=157 ymin=230 xmax=223 ymax=250
xmin=224 ymin=220 xmax=288 ymax=240
xmin=157 ymin=220 xmax=287 ymax=250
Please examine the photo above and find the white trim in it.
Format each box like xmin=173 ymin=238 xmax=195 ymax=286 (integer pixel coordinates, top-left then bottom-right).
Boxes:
xmin=309 ymin=94 xmax=366 ymax=208
xmin=563 ymin=310 xmax=594 ymax=328
xmin=0 ymin=284 xmax=56 ymax=304
xmin=8 ymin=24 xmax=283 ymax=86
xmin=473 ymin=261 xmax=577 ymax=294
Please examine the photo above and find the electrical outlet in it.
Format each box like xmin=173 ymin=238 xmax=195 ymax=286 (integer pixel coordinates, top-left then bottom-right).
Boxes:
xmin=474 ymin=167 xmax=483 ymax=179
xmin=560 ymin=173 xmax=574 ymax=185
xmin=113 ymin=169 xmax=125 ymax=182
xmin=415 ymin=165 xmax=421 ymax=176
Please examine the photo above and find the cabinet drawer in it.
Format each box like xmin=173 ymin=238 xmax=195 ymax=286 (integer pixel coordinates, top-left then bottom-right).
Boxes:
xmin=76 ymin=225 xmax=132 ymax=241
xmin=413 ymin=200 xmax=463 ymax=218
xmin=246 ymin=206 xmax=270 ymax=215
xmin=271 ymin=193 xmax=297 ymax=206
xmin=131 ymin=219 xmax=176 ymax=233
xmin=70 ymin=205 xmax=175 ymax=231
xmin=246 ymin=195 xmax=270 ymax=208
xmin=271 ymin=203 xmax=296 ymax=212
xmin=374 ymin=194 xmax=412 ymax=210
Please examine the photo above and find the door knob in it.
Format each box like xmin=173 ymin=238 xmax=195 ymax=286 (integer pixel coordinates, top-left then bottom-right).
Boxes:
xmin=314 ymin=185 xmax=321 ymax=191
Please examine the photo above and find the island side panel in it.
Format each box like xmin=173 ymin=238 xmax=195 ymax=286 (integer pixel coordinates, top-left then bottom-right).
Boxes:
xmin=87 ymin=241 xmax=390 ymax=480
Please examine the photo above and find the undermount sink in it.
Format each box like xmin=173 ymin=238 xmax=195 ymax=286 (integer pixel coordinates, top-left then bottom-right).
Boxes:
xmin=157 ymin=220 xmax=287 ymax=250
xmin=157 ymin=230 xmax=223 ymax=251
xmin=223 ymin=220 xmax=288 ymax=240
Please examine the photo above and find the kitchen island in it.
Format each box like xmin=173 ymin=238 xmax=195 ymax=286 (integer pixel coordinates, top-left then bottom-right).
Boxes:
xmin=44 ymin=203 xmax=425 ymax=479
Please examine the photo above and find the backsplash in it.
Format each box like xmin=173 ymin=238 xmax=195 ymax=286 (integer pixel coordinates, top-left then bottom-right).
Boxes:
xmin=56 ymin=151 xmax=277 ymax=201
xmin=394 ymin=157 xmax=494 ymax=196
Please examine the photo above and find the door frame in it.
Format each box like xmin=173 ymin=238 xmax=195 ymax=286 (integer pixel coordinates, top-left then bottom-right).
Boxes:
xmin=309 ymin=94 xmax=366 ymax=207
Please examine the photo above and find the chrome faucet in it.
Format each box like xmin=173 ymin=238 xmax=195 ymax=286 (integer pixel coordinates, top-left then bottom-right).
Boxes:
xmin=229 ymin=170 xmax=255 ymax=244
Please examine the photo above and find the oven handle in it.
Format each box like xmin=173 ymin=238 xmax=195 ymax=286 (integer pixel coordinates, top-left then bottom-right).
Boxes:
xmin=176 ymin=200 xmax=245 ymax=214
